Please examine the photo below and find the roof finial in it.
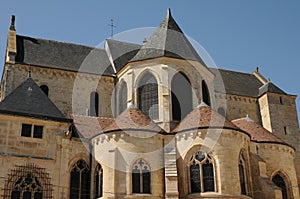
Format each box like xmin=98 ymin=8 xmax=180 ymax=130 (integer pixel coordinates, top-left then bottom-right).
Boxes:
xmin=167 ymin=8 xmax=172 ymax=17
xmin=127 ymin=102 xmax=136 ymax=109
xmin=108 ymin=19 xmax=116 ymax=38
xmin=10 ymin=15 xmax=15 ymax=31
xmin=196 ymin=99 xmax=208 ymax=108
xmin=245 ymin=114 xmax=254 ymax=122
xmin=255 ymin=66 xmax=259 ymax=73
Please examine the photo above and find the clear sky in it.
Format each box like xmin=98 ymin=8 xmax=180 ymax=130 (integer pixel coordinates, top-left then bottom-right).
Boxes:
xmin=1 ymin=1 xmax=300 ymax=118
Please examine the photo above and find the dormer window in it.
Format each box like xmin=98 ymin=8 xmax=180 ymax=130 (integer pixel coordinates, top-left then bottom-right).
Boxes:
xmin=21 ymin=124 xmax=43 ymax=139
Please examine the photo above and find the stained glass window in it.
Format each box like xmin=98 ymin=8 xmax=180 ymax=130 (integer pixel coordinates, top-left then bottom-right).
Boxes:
xmin=189 ymin=151 xmax=215 ymax=193
xmin=137 ymin=73 xmax=158 ymax=119
xmin=70 ymin=160 xmax=90 ymax=199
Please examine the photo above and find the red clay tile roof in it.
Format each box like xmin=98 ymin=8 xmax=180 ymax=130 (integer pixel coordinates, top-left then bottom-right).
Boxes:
xmin=232 ymin=118 xmax=288 ymax=145
xmin=172 ymin=105 xmax=240 ymax=133
xmin=103 ymin=108 xmax=163 ymax=133
xmin=71 ymin=115 xmax=113 ymax=139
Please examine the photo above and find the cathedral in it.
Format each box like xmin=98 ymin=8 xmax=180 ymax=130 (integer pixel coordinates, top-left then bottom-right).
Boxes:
xmin=0 ymin=10 xmax=299 ymax=199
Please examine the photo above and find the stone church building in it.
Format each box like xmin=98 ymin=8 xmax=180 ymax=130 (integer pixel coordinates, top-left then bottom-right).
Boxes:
xmin=0 ymin=10 xmax=299 ymax=199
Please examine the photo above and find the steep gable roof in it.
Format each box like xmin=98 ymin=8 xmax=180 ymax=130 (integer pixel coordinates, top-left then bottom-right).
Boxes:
xmin=258 ymin=81 xmax=286 ymax=96
xmin=15 ymin=35 xmax=114 ymax=76
xmin=131 ymin=9 xmax=206 ymax=65
xmin=106 ymin=39 xmax=141 ymax=72
xmin=210 ymin=68 xmax=264 ymax=97
xmin=0 ymin=78 xmax=71 ymax=122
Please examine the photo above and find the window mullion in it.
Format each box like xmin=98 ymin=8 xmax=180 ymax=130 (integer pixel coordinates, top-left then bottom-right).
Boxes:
xmin=200 ymin=163 xmax=204 ymax=193
xmin=31 ymin=124 xmax=34 ymax=137
xmin=79 ymin=170 xmax=82 ymax=199
xmin=140 ymin=172 xmax=143 ymax=193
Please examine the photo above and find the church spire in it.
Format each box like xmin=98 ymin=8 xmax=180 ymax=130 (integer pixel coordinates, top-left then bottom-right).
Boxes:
xmin=131 ymin=9 xmax=206 ymax=66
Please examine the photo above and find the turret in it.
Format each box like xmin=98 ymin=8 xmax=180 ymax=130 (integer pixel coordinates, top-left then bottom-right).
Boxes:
xmin=6 ymin=15 xmax=17 ymax=63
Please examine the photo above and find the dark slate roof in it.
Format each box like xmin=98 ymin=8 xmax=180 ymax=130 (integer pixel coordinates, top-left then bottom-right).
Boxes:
xmin=131 ymin=9 xmax=206 ymax=65
xmin=210 ymin=68 xmax=264 ymax=97
xmin=0 ymin=78 xmax=71 ymax=122
xmin=15 ymin=35 xmax=114 ymax=76
xmin=106 ymin=39 xmax=141 ymax=72
xmin=258 ymin=81 xmax=286 ymax=96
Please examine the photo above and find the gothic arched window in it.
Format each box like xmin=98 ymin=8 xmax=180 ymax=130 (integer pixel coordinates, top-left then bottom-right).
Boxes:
xmin=137 ymin=73 xmax=158 ymax=119
xmin=202 ymin=80 xmax=210 ymax=106
xmin=118 ymin=81 xmax=128 ymax=115
xmin=132 ymin=159 xmax=151 ymax=194
xmin=94 ymin=164 xmax=103 ymax=198
xmin=189 ymin=151 xmax=215 ymax=193
xmin=40 ymin=85 xmax=49 ymax=96
xmin=4 ymin=163 xmax=52 ymax=199
xmin=90 ymin=92 xmax=99 ymax=117
xmin=171 ymin=72 xmax=192 ymax=121
xmin=239 ymin=154 xmax=247 ymax=195
xmin=272 ymin=174 xmax=288 ymax=199
xmin=70 ymin=160 xmax=90 ymax=199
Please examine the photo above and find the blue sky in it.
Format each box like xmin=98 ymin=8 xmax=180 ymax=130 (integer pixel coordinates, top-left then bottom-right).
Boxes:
xmin=1 ymin=1 xmax=300 ymax=118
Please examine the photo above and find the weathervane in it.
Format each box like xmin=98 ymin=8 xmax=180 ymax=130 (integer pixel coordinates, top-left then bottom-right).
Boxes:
xmin=108 ymin=19 xmax=116 ymax=38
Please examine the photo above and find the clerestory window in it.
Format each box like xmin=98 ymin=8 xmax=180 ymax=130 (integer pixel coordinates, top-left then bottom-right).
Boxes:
xmin=137 ymin=73 xmax=158 ymax=120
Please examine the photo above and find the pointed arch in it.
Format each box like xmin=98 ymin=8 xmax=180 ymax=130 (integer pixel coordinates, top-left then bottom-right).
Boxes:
xmin=188 ymin=150 xmax=215 ymax=193
xmin=69 ymin=159 xmax=90 ymax=199
xmin=137 ymin=72 xmax=158 ymax=119
xmin=171 ymin=72 xmax=192 ymax=121
xmin=239 ymin=152 xmax=248 ymax=195
xmin=90 ymin=91 xmax=99 ymax=116
xmin=272 ymin=171 xmax=293 ymax=199
xmin=118 ymin=81 xmax=128 ymax=115
xmin=202 ymin=80 xmax=210 ymax=106
xmin=3 ymin=163 xmax=52 ymax=199
xmin=132 ymin=159 xmax=151 ymax=194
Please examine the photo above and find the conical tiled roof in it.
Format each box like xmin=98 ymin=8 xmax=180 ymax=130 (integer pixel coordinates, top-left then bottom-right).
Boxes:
xmin=232 ymin=117 xmax=290 ymax=146
xmin=0 ymin=78 xmax=70 ymax=122
xmin=103 ymin=108 xmax=164 ymax=133
xmin=71 ymin=115 xmax=114 ymax=139
xmin=131 ymin=9 xmax=206 ymax=65
xmin=172 ymin=105 xmax=239 ymax=133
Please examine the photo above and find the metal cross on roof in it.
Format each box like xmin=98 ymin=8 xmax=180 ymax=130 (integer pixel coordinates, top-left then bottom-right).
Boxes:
xmin=108 ymin=19 xmax=116 ymax=38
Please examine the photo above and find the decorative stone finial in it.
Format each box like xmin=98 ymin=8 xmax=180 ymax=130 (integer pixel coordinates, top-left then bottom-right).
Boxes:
xmin=127 ymin=102 xmax=136 ymax=109
xmin=245 ymin=114 xmax=254 ymax=122
xmin=196 ymin=100 xmax=208 ymax=108
xmin=255 ymin=66 xmax=259 ymax=73
xmin=167 ymin=8 xmax=171 ymax=16
xmin=142 ymin=38 xmax=147 ymax=44
xmin=10 ymin=15 xmax=15 ymax=31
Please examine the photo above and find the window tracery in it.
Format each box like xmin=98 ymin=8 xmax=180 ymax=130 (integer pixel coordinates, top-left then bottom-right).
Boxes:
xmin=132 ymin=159 xmax=151 ymax=194
xmin=189 ymin=151 xmax=215 ymax=193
